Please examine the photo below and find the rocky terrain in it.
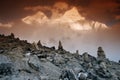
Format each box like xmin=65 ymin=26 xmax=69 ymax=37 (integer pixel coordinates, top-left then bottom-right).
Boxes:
xmin=0 ymin=33 xmax=120 ymax=80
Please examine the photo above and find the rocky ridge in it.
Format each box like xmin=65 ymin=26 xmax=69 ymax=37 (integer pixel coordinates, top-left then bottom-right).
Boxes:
xmin=0 ymin=33 xmax=120 ymax=80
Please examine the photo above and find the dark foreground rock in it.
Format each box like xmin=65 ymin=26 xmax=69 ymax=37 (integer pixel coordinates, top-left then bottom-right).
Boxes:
xmin=0 ymin=34 xmax=120 ymax=80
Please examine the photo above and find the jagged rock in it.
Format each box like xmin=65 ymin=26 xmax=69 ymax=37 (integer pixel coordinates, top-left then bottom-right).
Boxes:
xmin=87 ymin=72 xmax=98 ymax=80
xmin=50 ymin=46 xmax=55 ymax=50
xmin=79 ymin=73 xmax=87 ymax=80
xmin=32 ymin=42 xmax=39 ymax=50
xmin=96 ymin=67 xmax=112 ymax=78
xmin=115 ymin=71 xmax=120 ymax=80
xmin=73 ymin=50 xmax=80 ymax=59
xmin=78 ymin=70 xmax=88 ymax=80
xmin=37 ymin=40 xmax=42 ymax=48
xmin=97 ymin=47 xmax=106 ymax=59
xmin=53 ymin=54 xmax=66 ymax=66
xmin=82 ymin=52 xmax=90 ymax=62
xmin=87 ymin=63 xmax=93 ymax=69
xmin=0 ymin=63 xmax=13 ymax=77
xmin=28 ymin=55 xmax=41 ymax=71
xmin=37 ymin=53 xmax=48 ymax=59
xmin=0 ymin=49 xmax=4 ymax=54
xmin=58 ymin=41 xmax=63 ymax=51
xmin=95 ymin=61 xmax=113 ymax=78
xmin=96 ymin=61 xmax=112 ymax=78
xmin=99 ymin=61 xmax=107 ymax=69
xmin=59 ymin=70 xmax=76 ymax=80
xmin=0 ymin=34 xmax=120 ymax=80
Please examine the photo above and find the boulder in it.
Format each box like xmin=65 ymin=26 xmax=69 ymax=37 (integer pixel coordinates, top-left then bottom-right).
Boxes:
xmin=28 ymin=55 xmax=41 ymax=71
xmin=82 ymin=52 xmax=90 ymax=62
xmin=59 ymin=70 xmax=76 ymax=80
xmin=99 ymin=61 xmax=107 ymax=69
xmin=78 ymin=71 xmax=88 ymax=80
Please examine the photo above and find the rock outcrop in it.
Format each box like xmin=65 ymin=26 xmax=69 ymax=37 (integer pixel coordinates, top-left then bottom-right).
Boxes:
xmin=37 ymin=40 xmax=42 ymax=48
xmin=0 ymin=34 xmax=120 ymax=80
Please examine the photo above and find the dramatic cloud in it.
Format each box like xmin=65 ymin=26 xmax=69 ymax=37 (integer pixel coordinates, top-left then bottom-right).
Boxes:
xmin=0 ymin=0 xmax=120 ymax=26
xmin=22 ymin=0 xmax=120 ymax=26
xmin=115 ymin=15 xmax=120 ymax=20
xmin=24 ymin=2 xmax=70 ymax=19
xmin=22 ymin=6 xmax=108 ymax=31
xmin=79 ymin=0 xmax=120 ymax=25
xmin=0 ymin=22 xmax=13 ymax=28
xmin=22 ymin=11 xmax=49 ymax=24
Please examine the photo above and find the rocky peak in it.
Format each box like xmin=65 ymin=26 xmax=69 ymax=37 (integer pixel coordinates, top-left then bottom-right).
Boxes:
xmin=37 ymin=40 xmax=42 ymax=48
xmin=32 ymin=42 xmax=39 ymax=50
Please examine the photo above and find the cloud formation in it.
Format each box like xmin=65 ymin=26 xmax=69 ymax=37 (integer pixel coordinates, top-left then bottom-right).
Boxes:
xmin=0 ymin=0 xmax=119 ymax=26
xmin=23 ymin=0 xmax=120 ymax=26
xmin=22 ymin=5 xmax=108 ymax=31
xmin=78 ymin=0 xmax=120 ymax=24
xmin=0 ymin=22 xmax=13 ymax=28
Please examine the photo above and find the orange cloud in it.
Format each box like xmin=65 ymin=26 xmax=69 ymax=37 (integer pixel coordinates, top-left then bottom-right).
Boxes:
xmin=22 ymin=6 xmax=108 ymax=31
xmin=0 ymin=22 xmax=13 ymax=28
xmin=115 ymin=15 xmax=120 ymax=20
xmin=80 ymin=0 xmax=120 ymax=24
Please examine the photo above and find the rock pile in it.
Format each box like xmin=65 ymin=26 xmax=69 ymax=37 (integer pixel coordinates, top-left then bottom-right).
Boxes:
xmin=0 ymin=33 xmax=120 ymax=80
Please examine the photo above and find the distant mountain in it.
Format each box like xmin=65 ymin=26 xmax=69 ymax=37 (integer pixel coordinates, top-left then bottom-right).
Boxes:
xmin=53 ymin=7 xmax=108 ymax=30
xmin=22 ymin=11 xmax=49 ymax=24
xmin=22 ymin=7 xmax=108 ymax=31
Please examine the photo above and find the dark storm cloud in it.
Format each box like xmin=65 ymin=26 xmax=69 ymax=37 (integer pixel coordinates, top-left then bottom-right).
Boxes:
xmin=77 ymin=0 xmax=120 ymax=26
xmin=0 ymin=0 xmax=55 ymax=22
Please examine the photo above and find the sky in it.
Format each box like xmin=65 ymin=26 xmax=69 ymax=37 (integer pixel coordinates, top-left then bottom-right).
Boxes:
xmin=0 ymin=0 xmax=120 ymax=61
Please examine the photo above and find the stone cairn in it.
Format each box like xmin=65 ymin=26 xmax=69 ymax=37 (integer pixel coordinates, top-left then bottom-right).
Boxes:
xmin=58 ymin=41 xmax=63 ymax=51
xmin=97 ymin=47 xmax=106 ymax=59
